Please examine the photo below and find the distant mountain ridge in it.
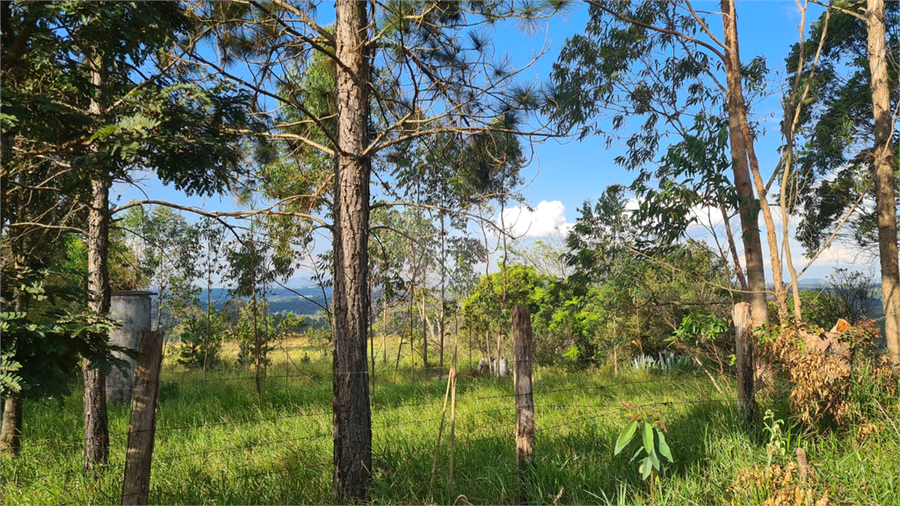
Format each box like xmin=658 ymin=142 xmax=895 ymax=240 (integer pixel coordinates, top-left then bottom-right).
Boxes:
xmin=198 ymin=285 xmax=332 ymax=316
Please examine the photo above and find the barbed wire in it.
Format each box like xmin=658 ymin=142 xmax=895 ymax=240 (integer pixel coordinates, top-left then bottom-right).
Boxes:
xmin=7 ymin=363 xmax=735 ymax=505
xmin=18 ymin=373 xmax=725 ymax=453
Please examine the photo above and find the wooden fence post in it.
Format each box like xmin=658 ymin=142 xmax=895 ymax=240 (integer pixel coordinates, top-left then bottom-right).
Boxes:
xmin=733 ymin=303 xmax=757 ymax=426
xmin=121 ymin=330 xmax=164 ymax=505
xmin=512 ymin=305 xmax=535 ymax=470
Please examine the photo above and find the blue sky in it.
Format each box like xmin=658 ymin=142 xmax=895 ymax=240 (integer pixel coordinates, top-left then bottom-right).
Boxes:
xmin=114 ymin=1 xmax=877 ymax=284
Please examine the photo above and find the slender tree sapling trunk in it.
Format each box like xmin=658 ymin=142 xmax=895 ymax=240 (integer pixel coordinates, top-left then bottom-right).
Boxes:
xmin=720 ymin=0 xmax=770 ymax=327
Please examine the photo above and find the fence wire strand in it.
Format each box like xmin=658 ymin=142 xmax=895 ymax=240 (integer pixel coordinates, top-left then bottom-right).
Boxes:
xmin=7 ymin=360 xmax=734 ymax=504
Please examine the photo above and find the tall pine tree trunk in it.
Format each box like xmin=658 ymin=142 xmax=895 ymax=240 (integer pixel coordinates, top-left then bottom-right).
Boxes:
xmin=720 ymin=0 xmax=769 ymax=328
xmin=332 ymin=0 xmax=373 ymax=501
xmin=867 ymin=0 xmax=900 ymax=365
xmin=83 ymin=58 xmax=110 ymax=470
xmin=84 ymin=176 xmax=111 ymax=470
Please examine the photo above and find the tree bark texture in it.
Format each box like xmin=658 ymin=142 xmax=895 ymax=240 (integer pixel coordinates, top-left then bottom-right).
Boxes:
xmin=867 ymin=0 xmax=900 ymax=365
xmin=84 ymin=61 xmax=111 ymax=471
xmin=84 ymin=175 xmax=111 ymax=470
xmin=720 ymin=0 xmax=770 ymax=328
xmin=512 ymin=306 xmax=535 ymax=469
xmin=1 ymin=394 xmax=23 ymax=456
xmin=725 ymin=2 xmax=787 ymax=321
xmin=332 ymin=1 xmax=373 ymax=502
xmin=733 ymin=303 xmax=757 ymax=426
xmin=121 ymin=331 xmax=164 ymax=506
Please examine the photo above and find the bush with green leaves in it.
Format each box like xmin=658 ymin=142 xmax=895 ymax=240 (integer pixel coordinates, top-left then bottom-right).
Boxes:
xmin=0 ymin=269 xmax=126 ymax=402
xmin=176 ymin=307 xmax=226 ymax=368
xmin=614 ymin=408 xmax=675 ymax=482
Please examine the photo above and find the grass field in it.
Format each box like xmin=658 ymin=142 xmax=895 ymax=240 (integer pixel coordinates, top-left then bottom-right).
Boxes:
xmin=1 ymin=336 xmax=897 ymax=505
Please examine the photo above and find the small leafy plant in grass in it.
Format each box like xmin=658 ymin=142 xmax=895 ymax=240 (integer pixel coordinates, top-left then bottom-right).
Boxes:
xmin=614 ymin=404 xmax=674 ymax=491
xmin=763 ymin=409 xmax=788 ymax=466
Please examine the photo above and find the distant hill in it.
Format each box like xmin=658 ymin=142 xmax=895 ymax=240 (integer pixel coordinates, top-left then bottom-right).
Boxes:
xmin=795 ymin=278 xmax=828 ymax=289
xmin=198 ymin=285 xmax=332 ymax=316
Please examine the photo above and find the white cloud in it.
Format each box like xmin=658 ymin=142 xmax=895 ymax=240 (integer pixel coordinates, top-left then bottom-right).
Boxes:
xmin=498 ymin=200 xmax=573 ymax=238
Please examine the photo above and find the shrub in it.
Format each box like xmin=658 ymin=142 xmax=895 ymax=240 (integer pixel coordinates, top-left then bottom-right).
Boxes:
xmin=757 ymin=320 xmax=894 ymax=431
xmin=666 ymin=309 xmax=731 ymax=374
xmin=175 ymin=310 xmax=224 ymax=368
xmin=629 ymin=351 xmax=692 ymax=374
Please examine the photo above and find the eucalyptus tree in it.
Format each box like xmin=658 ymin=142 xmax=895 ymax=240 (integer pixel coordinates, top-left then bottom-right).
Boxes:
xmin=223 ymin=220 xmax=289 ymax=392
xmin=189 ymin=1 xmax=564 ymax=498
xmin=385 ymin=129 xmax=523 ymax=370
xmin=122 ymin=206 xmax=203 ymax=333
xmin=550 ymin=0 xmax=786 ymax=326
xmin=788 ymin=0 xmax=898 ymax=362
xmin=197 ymin=217 xmax=228 ymax=377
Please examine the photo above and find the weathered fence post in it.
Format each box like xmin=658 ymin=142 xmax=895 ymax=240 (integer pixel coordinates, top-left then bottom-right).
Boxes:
xmin=733 ymin=303 xmax=757 ymax=426
xmin=512 ymin=305 xmax=535 ymax=470
xmin=121 ymin=330 xmax=164 ymax=505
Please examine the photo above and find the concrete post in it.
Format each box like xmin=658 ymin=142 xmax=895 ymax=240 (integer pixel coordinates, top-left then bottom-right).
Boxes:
xmin=107 ymin=291 xmax=154 ymax=404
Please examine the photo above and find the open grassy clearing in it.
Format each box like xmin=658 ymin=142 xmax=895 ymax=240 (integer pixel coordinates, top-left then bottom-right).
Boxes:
xmin=1 ymin=336 xmax=897 ymax=505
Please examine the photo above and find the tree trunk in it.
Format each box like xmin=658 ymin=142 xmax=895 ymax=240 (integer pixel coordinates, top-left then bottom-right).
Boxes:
xmin=720 ymin=0 xmax=770 ymax=328
xmin=439 ymin=215 xmax=446 ymax=370
xmin=409 ymin=288 xmax=415 ymax=378
xmin=421 ymin=293 xmax=428 ymax=369
xmin=369 ymin=280 xmax=375 ymax=396
xmin=332 ymin=1 xmax=373 ymax=501
xmin=84 ymin=177 xmax=111 ymax=471
xmin=382 ymin=296 xmax=388 ymax=364
xmin=0 ymin=394 xmax=23 ymax=456
xmin=496 ymin=331 xmax=502 ymax=378
xmin=867 ymin=0 xmax=900 ymax=366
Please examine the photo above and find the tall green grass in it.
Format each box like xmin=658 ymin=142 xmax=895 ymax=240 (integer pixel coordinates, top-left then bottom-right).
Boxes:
xmin=1 ymin=337 xmax=897 ymax=504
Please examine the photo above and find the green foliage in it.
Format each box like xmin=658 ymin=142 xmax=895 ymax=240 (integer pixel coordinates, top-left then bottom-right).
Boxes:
xmin=227 ymin=299 xmax=276 ymax=368
xmin=549 ymin=2 xmax=750 ymax=251
xmin=667 ymin=309 xmax=731 ymax=372
xmin=828 ymin=269 xmax=876 ymax=324
xmin=0 ymin=273 xmax=125 ymax=402
xmin=557 ymin=183 xmax=735 ymax=364
xmin=672 ymin=310 xmax=728 ymax=343
xmin=789 ymin=2 xmax=900 ymax=253
xmin=614 ymin=410 xmax=674 ymax=482
xmin=564 ymin=185 xmax=635 ymax=286
xmin=762 ymin=409 xmax=789 ymax=466
xmin=2 ymin=2 xmax=250 ymax=194
xmin=779 ymin=270 xmax=877 ymax=330
xmin=0 ymin=351 xmax=23 ymax=396
xmin=176 ymin=307 xmax=226 ymax=368
xmin=785 ymin=290 xmax=845 ymax=330
xmin=461 ymin=264 xmax=549 ymax=340
xmin=61 ymin=227 xmax=150 ymax=292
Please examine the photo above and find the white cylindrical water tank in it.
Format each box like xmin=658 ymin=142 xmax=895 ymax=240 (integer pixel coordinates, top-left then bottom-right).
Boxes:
xmin=106 ymin=291 xmax=154 ymax=404
xmin=497 ymin=358 xmax=509 ymax=377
